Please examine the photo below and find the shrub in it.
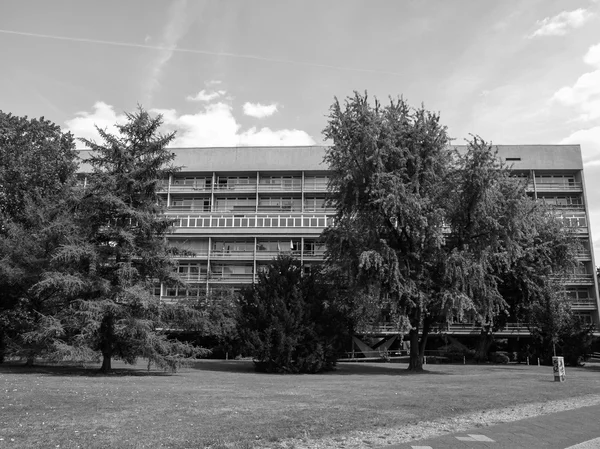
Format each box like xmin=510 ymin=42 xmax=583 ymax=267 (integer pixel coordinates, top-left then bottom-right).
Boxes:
xmin=237 ymin=256 xmax=349 ymax=374
xmin=490 ymin=352 xmax=510 ymax=364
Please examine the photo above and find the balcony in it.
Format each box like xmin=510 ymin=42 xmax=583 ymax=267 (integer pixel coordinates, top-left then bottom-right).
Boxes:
xmin=574 ymin=250 xmax=592 ymax=260
xmin=210 ymin=250 xmax=254 ymax=260
xmin=255 ymin=249 xmax=301 ymax=260
xmin=177 ymin=274 xmax=208 ymax=282
xmin=213 ymin=181 xmax=257 ymax=192
xmin=552 ymin=274 xmax=595 ymax=285
xmin=258 ymin=181 xmax=302 ymax=192
xmin=303 ymin=180 xmax=329 ymax=192
xmin=530 ymin=182 xmax=583 ymax=192
xmin=208 ymin=273 xmax=254 ymax=283
xmin=302 ymin=249 xmax=326 ymax=259
xmin=570 ymin=299 xmax=598 ymax=309
xmin=167 ymin=206 xmax=211 ymax=213
xmin=169 ymin=183 xmax=212 ymax=193
xmin=169 ymin=213 xmax=333 ymax=229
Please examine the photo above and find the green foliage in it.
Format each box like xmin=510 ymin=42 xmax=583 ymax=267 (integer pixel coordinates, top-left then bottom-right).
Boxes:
xmin=44 ymin=107 xmax=206 ymax=372
xmin=167 ymin=288 xmax=240 ymax=357
xmin=0 ymin=111 xmax=79 ymax=363
xmin=528 ymin=289 xmax=594 ymax=366
xmin=322 ymin=92 xmax=578 ymax=372
xmin=237 ymin=256 xmax=349 ymax=373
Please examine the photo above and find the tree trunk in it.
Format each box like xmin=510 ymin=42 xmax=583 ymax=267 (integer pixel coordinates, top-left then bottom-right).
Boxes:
xmin=407 ymin=328 xmax=422 ymax=371
xmin=25 ymin=355 xmax=35 ymax=367
xmin=407 ymin=316 xmax=431 ymax=372
xmin=99 ymin=314 xmax=113 ymax=373
xmin=0 ymin=332 xmax=5 ymax=364
xmin=100 ymin=354 xmax=112 ymax=373
xmin=475 ymin=328 xmax=494 ymax=362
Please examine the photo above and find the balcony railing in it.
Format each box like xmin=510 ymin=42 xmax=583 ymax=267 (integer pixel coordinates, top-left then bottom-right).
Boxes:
xmin=530 ymin=182 xmax=583 ymax=192
xmin=357 ymin=322 xmax=531 ymax=336
xmin=210 ymin=250 xmax=255 ymax=259
xmin=255 ymin=250 xmax=301 ymax=259
xmin=169 ymin=183 xmax=211 ymax=192
xmin=303 ymin=181 xmax=329 ymax=192
xmin=570 ymin=300 xmax=598 ymax=309
xmin=257 ymin=182 xmax=302 ymax=192
xmin=574 ymin=250 xmax=592 ymax=259
xmin=177 ymin=274 xmax=208 ymax=282
xmin=552 ymin=274 xmax=595 ymax=285
xmin=170 ymin=213 xmax=333 ymax=229
xmin=208 ymin=273 xmax=254 ymax=283
xmin=213 ymin=182 xmax=257 ymax=192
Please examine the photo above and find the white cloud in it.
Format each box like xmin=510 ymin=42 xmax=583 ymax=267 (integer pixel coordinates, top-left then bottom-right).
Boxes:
xmin=65 ymin=101 xmax=315 ymax=148
xmin=560 ymin=126 xmax=600 ymax=165
xmin=243 ymin=102 xmax=278 ymax=118
xmin=529 ymin=8 xmax=594 ymax=37
xmin=552 ymin=42 xmax=600 ymax=122
xmin=64 ymin=102 xmax=127 ymax=146
xmin=583 ymin=42 xmax=600 ymax=67
xmin=186 ymin=89 xmax=227 ymax=102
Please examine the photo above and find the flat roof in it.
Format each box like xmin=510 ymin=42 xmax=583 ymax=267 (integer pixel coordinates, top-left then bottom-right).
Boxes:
xmin=77 ymin=144 xmax=583 ymax=173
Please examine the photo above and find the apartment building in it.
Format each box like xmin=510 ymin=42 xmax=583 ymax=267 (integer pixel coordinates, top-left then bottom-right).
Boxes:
xmin=153 ymin=144 xmax=599 ymax=333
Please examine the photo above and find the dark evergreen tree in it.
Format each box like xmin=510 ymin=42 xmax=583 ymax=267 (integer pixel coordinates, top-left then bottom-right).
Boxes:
xmin=0 ymin=111 xmax=79 ymax=364
xmin=50 ymin=107 xmax=204 ymax=372
xmin=237 ymin=256 xmax=349 ymax=373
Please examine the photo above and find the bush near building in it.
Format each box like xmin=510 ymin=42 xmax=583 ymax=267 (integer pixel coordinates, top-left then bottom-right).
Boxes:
xmin=237 ymin=256 xmax=349 ymax=373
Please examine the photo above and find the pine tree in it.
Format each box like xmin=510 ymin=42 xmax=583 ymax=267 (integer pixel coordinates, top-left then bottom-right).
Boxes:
xmin=53 ymin=107 xmax=204 ymax=372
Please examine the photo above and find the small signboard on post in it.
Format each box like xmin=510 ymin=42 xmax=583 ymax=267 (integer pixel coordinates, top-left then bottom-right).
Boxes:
xmin=552 ymin=356 xmax=566 ymax=382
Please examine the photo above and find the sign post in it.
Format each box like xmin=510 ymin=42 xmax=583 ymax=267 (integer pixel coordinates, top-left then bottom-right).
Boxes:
xmin=552 ymin=356 xmax=566 ymax=382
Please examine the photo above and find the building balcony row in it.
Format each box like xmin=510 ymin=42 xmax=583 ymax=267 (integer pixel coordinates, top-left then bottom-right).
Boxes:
xmin=168 ymin=213 xmax=334 ymax=230
xmin=550 ymin=274 xmax=596 ymax=285
xmin=162 ymin=180 xmax=329 ymax=193
xmin=172 ymin=249 xmax=325 ymax=260
xmin=165 ymin=205 xmax=336 ymax=214
xmin=526 ymin=182 xmax=583 ymax=193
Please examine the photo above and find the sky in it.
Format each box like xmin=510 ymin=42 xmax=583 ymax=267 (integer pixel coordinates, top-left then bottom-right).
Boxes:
xmin=1 ymin=0 xmax=600 ymax=257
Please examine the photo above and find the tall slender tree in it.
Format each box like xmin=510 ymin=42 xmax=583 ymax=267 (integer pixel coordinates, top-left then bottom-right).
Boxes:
xmin=51 ymin=107 xmax=203 ymax=372
xmin=322 ymin=92 xmax=576 ymax=371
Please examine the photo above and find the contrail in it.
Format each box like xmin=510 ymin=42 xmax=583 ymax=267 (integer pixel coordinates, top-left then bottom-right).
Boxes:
xmin=0 ymin=29 xmax=401 ymax=76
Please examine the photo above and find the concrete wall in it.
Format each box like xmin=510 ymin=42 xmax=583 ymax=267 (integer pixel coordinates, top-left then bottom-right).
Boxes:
xmin=77 ymin=144 xmax=583 ymax=173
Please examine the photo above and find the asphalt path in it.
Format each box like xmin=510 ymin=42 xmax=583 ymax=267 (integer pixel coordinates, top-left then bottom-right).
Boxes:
xmin=381 ymin=403 xmax=600 ymax=449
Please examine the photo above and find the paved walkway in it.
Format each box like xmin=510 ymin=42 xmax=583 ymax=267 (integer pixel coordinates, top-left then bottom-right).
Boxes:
xmin=381 ymin=403 xmax=600 ymax=449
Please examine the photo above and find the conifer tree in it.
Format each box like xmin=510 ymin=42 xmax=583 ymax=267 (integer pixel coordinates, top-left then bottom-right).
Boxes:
xmin=53 ymin=108 xmax=203 ymax=372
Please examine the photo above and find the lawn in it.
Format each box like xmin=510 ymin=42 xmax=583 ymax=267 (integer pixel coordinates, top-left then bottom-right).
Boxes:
xmin=1 ymin=359 xmax=600 ymax=448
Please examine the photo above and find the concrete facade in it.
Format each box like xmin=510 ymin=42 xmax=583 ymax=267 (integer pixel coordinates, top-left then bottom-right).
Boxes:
xmin=147 ymin=144 xmax=599 ymax=331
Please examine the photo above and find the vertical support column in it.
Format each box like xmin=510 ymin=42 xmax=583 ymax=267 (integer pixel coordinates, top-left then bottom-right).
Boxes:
xmin=211 ymin=172 xmax=216 ymax=212
xmin=531 ymin=170 xmax=537 ymax=200
xmin=167 ymin=174 xmax=172 ymax=207
xmin=255 ymin=171 xmax=260 ymax=212
xmin=300 ymin=237 xmax=304 ymax=264
xmin=253 ymin=236 xmax=257 ymax=284
xmin=206 ymin=236 xmax=212 ymax=294
xmin=301 ymin=171 xmax=305 ymax=212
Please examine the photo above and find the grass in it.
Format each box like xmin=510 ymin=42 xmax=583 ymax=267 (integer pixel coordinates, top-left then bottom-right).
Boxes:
xmin=1 ymin=359 xmax=600 ymax=448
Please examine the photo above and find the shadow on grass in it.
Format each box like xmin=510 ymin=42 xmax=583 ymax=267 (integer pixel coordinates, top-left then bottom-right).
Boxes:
xmin=0 ymin=362 xmax=172 ymax=377
xmin=185 ymin=359 xmax=451 ymax=376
